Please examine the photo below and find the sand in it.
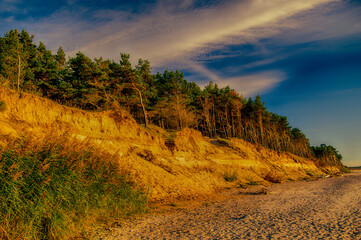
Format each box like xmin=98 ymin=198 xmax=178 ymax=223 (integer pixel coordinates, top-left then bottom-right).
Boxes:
xmin=94 ymin=171 xmax=361 ymax=239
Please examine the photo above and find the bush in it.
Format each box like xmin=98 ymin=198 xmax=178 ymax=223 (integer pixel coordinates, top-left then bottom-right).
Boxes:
xmin=0 ymin=136 xmax=147 ymax=239
xmin=0 ymin=101 xmax=6 ymax=112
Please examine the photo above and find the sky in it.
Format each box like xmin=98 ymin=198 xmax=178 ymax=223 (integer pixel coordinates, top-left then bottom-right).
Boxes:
xmin=1 ymin=0 xmax=360 ymax=166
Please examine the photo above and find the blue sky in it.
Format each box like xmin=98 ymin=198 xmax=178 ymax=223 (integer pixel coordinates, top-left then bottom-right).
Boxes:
xmin=1 ymin=0 xmax=360 ymax=166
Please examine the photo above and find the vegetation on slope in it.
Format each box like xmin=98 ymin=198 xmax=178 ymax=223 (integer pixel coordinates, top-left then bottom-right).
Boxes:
xmin=0 ymin=135 xmax=147 ymax=239
xmin=311 ymin=144 xmax=350 ymax=172
xmin=0 ymin=29 xmax=345 ymax=168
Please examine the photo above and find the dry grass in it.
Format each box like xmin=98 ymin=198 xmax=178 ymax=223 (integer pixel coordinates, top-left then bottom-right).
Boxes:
xmin=0 ymin=134 xmax=147 ymax=239
xmin=246 ymin=179 xmax=261 ymax=185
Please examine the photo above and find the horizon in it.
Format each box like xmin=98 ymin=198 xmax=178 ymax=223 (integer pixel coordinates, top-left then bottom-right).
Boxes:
xmin=1 ymin=0 xmax=360 ymax=166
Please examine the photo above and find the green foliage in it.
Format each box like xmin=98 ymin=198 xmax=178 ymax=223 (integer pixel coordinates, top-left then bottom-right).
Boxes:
xmin=0 ymin=136 xmax=147 ymax=239
xmin=55 ymin=46 xmax=66 ymax=68
xmin=311 ymin=144 xmax=343 ymax=167
xmin=0 ymin=101 xmax=5 ymax=112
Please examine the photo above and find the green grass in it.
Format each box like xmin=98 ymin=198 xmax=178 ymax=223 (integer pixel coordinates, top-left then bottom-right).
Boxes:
xmin=0 ymin=136 xmax=147 ymax=239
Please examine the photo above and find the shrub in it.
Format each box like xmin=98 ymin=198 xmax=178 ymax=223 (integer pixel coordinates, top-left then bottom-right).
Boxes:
xmin=223 ymin=169 xmax=238 ymax=182
xmin=0 ymin=101 xmax=6 ymax=112
xmin=0 ymin=136 xmax=147 ymax=239
xmin=340 ymin=166 xmax=351 ymax=173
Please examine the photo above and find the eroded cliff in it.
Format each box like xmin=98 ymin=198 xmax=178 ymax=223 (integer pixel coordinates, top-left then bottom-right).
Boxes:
xmin=0 ymin=87 xmax=339 ymax=202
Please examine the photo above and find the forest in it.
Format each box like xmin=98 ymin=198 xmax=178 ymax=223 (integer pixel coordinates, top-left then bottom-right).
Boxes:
xmin=0 ymin=29 xmax=343 ymax=167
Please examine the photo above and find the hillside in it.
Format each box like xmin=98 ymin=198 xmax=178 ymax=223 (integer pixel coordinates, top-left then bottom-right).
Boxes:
xmin=0 ymin=87 xmax=341 ymax=202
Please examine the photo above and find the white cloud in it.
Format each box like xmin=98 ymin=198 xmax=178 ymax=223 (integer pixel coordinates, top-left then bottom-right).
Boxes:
xmin=27 ymin=0 xmax=337 ymax=61
xmin=220 ymin=71 xmax=286 ymax=97
xmin=8 ymin=0 xmax=348 ymax=95
xmin=182 ymin=61 xmax=285 ymax=96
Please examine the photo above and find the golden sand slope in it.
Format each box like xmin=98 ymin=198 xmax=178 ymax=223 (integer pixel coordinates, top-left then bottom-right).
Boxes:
xmin=0 ymin=87 xmax=339 ymax=201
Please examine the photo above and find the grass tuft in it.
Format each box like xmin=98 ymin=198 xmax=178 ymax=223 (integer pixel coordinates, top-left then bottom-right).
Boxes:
xmin=223 ymin=169 xmax=238 ymax=182
xmin=0 ymin=101 xmax=6 ymax=112
xmin=0 ymin=135 xmax=147 ymax=239
xmin=246 ymin=180 xmax=260 ymax=186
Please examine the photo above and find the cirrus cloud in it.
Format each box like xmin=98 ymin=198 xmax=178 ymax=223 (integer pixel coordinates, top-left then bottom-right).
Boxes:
xmin=1 ymin=0 xmax=344 ymax=95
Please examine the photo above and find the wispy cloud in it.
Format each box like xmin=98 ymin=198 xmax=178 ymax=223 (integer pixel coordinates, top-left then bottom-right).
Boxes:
xmin=215 ymin=70 xmax=286 ymax=97
xmin=182 ymin=62 xmax=286 ymax=96
xmin=269 ymin=1 xmax=361 ymax=44
xmin=2 ymin=0 xmax=348 ymax=95
xmin=61 ymin=0 xmax=337 ymax=63
xmin=0 ymin=0 xmax=20 ymax=15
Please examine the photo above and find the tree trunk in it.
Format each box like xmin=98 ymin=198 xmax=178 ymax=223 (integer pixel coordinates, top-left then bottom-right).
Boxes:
xmin=258 ymin=112 xmax=264 ymax=145
xmin=131 ymin=79 xmax=148 ymax=128
xmin=17 ymin=52 xmax=21 ymax=91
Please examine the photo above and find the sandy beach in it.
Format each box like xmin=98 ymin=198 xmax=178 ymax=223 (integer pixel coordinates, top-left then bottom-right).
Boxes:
xmin=95 ymin=172 xmax=361 ymax=239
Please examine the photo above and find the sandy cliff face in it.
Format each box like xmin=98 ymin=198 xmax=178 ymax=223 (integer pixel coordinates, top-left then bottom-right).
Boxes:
xmin=0 ymin=87 xmax=339 ymax=201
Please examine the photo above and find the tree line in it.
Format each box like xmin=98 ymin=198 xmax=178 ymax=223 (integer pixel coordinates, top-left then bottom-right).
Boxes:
xmin=311 ymin=144 xmax=343 ymax=167
xmin=0 ymin=29 xmax=344 ymax=166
